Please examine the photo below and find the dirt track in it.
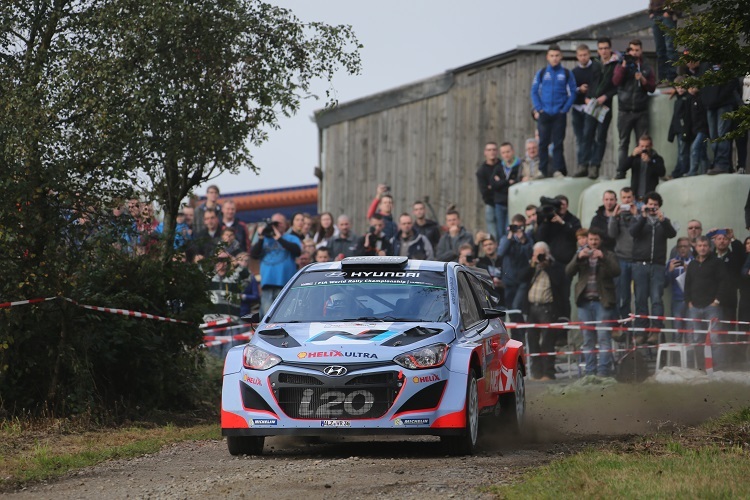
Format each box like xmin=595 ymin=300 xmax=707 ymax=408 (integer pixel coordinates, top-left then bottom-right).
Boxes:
xmin=8 ymin=380 xmax=750 ymax=499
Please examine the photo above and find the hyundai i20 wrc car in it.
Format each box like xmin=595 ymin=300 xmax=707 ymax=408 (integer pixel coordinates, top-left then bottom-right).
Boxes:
xmin=221 ymin=256 xmax=526 ymax=455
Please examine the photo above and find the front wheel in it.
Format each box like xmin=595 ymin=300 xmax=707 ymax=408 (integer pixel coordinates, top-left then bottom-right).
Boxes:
xmin=227 ymin=435 xmax=265 ymax=456
xmin=441 ymin=369 xmax=479 ymax=455
xmin=498 ymin=367 xmax=526 ymax=432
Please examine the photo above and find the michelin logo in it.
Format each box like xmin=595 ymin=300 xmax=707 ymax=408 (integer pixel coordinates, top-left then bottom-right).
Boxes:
xmin=251 ymin=419 xmax=278 ymax=426
xmin=394 ymin=418 xmax=430 ymax=426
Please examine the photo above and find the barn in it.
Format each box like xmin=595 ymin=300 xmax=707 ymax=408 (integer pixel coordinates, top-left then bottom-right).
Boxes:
xmin=314 ymin=11 xmax=657 ymax=234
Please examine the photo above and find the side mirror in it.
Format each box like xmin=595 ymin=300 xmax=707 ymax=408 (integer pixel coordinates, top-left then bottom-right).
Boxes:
xmin=483 ymin=308 xmax=506 ymax=319
xmin=241 ymin=312 xmax=260 ymax=324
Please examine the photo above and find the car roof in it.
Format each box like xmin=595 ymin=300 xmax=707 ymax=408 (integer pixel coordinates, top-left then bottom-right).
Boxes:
xmin=305 ymin=257 xmax=449 ymax=273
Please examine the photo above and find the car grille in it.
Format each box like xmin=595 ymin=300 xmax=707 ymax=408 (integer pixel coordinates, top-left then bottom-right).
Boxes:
xmin=271 ymin=371 xmax=401 ymax=420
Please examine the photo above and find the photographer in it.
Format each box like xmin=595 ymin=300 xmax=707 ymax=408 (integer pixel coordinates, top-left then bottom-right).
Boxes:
xmin=608 ymin=187 xmax=639 ymax=319
xmin=628 ymin=191 xmax=677 ymax=343
xmin=613 ymin=39 xmax=656 ymax=176
xmin=536 ymin=195 xmax=581 ymax=318
xmin=356 ymin=214 xmax=393 ymax=257
xmin=366 ymin=184 xmax=397 ymax=241
xmin=250 ymin=213 xmax=302 ymax=317
xmin=618 ymin=134 xmax=665 ymax=201
xmin=522 ymin=242 xmax=567 ymax=381
xmin=497 ymin=214 xmax=534 ymax=312
xmin=665 ymin=237 xmax=693 ymax=340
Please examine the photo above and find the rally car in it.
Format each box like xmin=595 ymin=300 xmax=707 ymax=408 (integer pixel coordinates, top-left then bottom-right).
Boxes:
xmin=221 ymin=256 xmax=526 ymax=455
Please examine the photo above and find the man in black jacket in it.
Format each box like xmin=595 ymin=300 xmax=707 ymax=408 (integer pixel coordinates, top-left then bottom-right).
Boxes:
xmin=475 ymin=142 xmax=501 ymax=240
xmin=702 ymin=63 xmax=741 ymax=175
xmin=685 ymin=236 xmax=730 ymax=368
xmin=589 ymin=189 xmax=617 ymax=252
xmin=629 ymin=191 xmax=677 ymax=342
xmin=412 ymin=201 xmax=441 ymax=249
xmin=571 ymin=44 xmax=601 ymax=178
xmin=618 ymin=134 xmax=666 ymax=202
xmin=585 ymin=37 xmax=620 ymax=179
xmin=536 ymin=195 xmax=581 ymax=318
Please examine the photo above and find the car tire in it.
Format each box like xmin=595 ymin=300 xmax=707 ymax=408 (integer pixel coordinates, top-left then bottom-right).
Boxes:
xmin=227 ymin=435 xmax=265 ymax=456
xmin=441 ymin=369 xmax=479 ymax=455
xmin=498 ymin=367 xmax=526 ymax=432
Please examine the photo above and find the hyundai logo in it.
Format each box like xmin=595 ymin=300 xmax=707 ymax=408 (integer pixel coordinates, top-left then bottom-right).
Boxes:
xmin=325 ymin=271 xmax=347 ymax=278
xmin=323 ymin=365 xmax=348 ymax=377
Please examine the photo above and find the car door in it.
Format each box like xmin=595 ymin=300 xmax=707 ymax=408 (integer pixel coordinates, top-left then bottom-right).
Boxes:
xmin=466 ymin=273 xmax=506 ymax=398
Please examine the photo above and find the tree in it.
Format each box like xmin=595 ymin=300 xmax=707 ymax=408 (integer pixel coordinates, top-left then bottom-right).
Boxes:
xmin=92 ymin=0 xmax=362 ymax=257
xmin=673 ymin=0 xmax=750 ymax=140
xmin=0 ymin=0 xmax=360 ymax=416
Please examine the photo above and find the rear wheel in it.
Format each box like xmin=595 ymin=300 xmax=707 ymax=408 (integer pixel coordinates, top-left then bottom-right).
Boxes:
xmin=227 ymin=435 xmax=265 ymax=456
xmin=441 ymin=369 xmax=479 ymax=455
xmin=499 ymin=367 xmax=526 ymax=432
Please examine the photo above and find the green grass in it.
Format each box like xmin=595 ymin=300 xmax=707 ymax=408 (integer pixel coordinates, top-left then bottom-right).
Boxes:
xmin=0 ymin=422 xmax=220 ymax=490
xmin=487 ymin=406 xmax=750 ymax=499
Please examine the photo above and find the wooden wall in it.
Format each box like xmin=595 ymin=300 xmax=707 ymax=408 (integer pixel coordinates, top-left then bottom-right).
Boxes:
xmin=320 ymin=45 xmax=655 ymax=235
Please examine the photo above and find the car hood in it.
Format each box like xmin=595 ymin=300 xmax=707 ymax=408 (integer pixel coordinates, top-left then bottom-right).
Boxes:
xmin=254 ymin=321 xmax=454 ymax=360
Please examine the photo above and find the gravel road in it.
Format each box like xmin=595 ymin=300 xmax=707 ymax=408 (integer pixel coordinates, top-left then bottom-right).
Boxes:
xmin=9 ymin=379 xmax=750 ymax=499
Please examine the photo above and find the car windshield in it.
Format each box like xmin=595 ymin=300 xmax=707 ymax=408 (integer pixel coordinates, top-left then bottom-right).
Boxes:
xmin=268 ymin=269 xmax=449 ymax=323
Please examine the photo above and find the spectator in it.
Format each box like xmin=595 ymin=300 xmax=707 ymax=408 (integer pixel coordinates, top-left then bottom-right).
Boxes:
xmin=366 ymin=184 xmax=397 ymax=241
xmin=525 ymin=204 xmax=539 ymax=239
xmin=531 ymin=44 xmax=577 ymax=178
xmin=182 ymin=205 xmax=195 ymax=235
xmin=135 ymin=202 xmax=161 ymax=255
xmin=192 ymin=208 xmax=222 ymax=259
xmin=571 ymin=44 xmax=600 ymax=178
xmin=208 ymin=252 xmax=242 ymax=357
xmin=220 ymin=227 xmax=242 ymax=256
xmin=313 ymin=247 xmax=332 ymax=263
xmin=665 ymin=237 xmax=692 ymax=341
xmin=456 ymin=243 xmax=476 ymax=267
xmin=536 ymin=194 xmax=581 ymax=318
xmin=233 ymin=251 xmax=251 ymax=284
xmin=523 ymin=241 xmax=567 ymax=381
xmin=435 ymin=209 xmax=475 ymax=262
xmin=629 ymin=191 xmax=677 ymax=343
xmin=702 ymin=64 xmax=741 ymax=175
xmin=613 ymin=39 xmax=656 ymax=176
xmin=194 ymin=185 xmax=222 ymax=236
xmin=302 ymin=237 xmax=316 ymax=257
xmin=497 ymin=214 xmax=533 ymax=312
xmin=684 ymin=235 xmax=730 ymax=368
xmin=712 ymin=229 xmax=744 ymax=322
xmin=412 ymin=200 xmax=441 ymax=249
xmin=618 ymin=134 xmax=666 ymax=202
xmin=649 ymin=1 xmax=679 ymax=83
xmin=740 ymin=237 xmax=750 ymax=326
xmin=586 ymin=37 xmax=620 ymax=179
xmin=250 ymin=213 xmax=302 ymax=317
xmin=302 ymin=213 xmax=314 ymax=240
xmin=575 ymin=227 xmax=589 ymax=251
xmin=667 ymin=76 xmax=691 ymax=179
xmin=356 ymin=213 xmax=392 ymax=257
xmin=589 ymin=190 xmax=617 ymax=252
xmin=608 ymin=187 xmax=638 ymax=319
xmin=519 ymin=138 xmax=544 ymax=182
xmin=490 ymin=142 xmax=521 ymax=237
xmin=313 ymin=211 xmax=338 ymax=249
xmin=239 ymin=273 xmax=261 ymax=319
xmin=287 ymin=212 xmax=307 ymax=242
xmin=746 ymin=187 xmax=750 ymax=231
xmin=476 ymin=235 xmax=505 ymax=307
xmin=330 ymin=215 xmax=359 ymax=259
xmin=566 ymin=227 xmax=620 ymax=377
xmin=670 ymin=219 xmax=703 ymax=258
xmin=296 ymin=251 xmax=312 ymax=269
xmin=391 ymin=213 xmax=434 ymax=260
xmin=476 ymin=142 xmax=501 ymax=240
xmin=686 ymin=85 xmax=710 ymax=176
xmin=221 ymin=200 xmax=250 ymax=253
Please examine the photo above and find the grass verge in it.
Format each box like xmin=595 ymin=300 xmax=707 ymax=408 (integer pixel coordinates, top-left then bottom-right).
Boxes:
xmin=487 ymin=406 xmax=750 ymax=498
xmin=0 ymin=421 xmax=220 ymax=492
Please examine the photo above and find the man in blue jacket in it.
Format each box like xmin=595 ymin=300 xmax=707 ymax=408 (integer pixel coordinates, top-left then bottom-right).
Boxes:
xmin=531 ymin=44 xmax=577 ymax=178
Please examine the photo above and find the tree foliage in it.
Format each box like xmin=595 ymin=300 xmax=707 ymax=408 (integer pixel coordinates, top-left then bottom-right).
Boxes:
xmin=673 ymin=0 xmax=750 ymax=139
xmin=0 ymin=0 xmax=360 ymax=417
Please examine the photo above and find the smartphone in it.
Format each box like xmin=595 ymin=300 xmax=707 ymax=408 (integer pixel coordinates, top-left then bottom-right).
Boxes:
xmin=620 ymin=204 xmax=631 ymax=211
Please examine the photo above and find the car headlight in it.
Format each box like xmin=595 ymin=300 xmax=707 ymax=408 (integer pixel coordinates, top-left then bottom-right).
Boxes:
xmin=393 ymin=343 xmax=449 ymax=370
xmin=242 ymin=345 xmax=282 ymax=370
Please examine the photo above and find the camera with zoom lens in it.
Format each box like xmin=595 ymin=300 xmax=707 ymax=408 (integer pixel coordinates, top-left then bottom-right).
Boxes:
xmin=538 ymin=196 xmax=563 ymax=221
xmin=261 ymin=219 xmax=279 ymax=237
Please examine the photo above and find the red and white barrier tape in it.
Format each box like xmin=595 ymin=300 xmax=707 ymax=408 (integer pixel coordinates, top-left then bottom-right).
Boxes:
xmin=198 ymin=318 xmax=233 ymax=329
xmin=63 ymin=298 xmax=191 ymax=325
xmin=525 ymin=339 xmax=750 ymax=358
xmin=0 ymin=297 xmax=57 ymax=309
xmin=629 ymin=313 xmax=750 ymax=326
xmin=201 ymin=323 xmax=252 ymax=335
xmin=202 ymin=331 xmax=253 ymax=348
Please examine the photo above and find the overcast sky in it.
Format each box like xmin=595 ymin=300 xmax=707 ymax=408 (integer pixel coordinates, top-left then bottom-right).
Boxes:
xmin=209 ymin=0 xmax=646 ymax=197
